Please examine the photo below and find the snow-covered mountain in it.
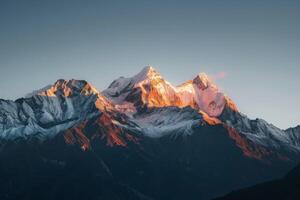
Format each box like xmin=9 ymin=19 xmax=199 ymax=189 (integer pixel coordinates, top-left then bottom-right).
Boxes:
xmin=0 ymin=66 xmax=299 ymax=157
xmin=0 ymin=79 xmax=113 ymax=140
xmin=0 ymin=66 xmax=300 ymax=200
xmin=103 ymin=66 xmax=300 ymax=158
xmin=103 ymin=66 xmax=237 ymax=117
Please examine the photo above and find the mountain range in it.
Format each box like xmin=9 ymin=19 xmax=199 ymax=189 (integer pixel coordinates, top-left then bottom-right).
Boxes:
xmin=0 ymin=66 xmax=299 ymax=200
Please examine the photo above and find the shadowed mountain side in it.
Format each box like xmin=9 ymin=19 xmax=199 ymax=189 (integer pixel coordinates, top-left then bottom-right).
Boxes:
xmin=214 ymin=163 xmax=300 ymax=200
xmin=0 ymin=139 xmax=152 ymax=200
xmin=0 ymin=122 xmax=295 ymax=200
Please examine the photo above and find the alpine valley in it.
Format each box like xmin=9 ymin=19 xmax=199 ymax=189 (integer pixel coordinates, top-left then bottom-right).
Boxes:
xmin=0 ymin=66 xmax=299 ymax=200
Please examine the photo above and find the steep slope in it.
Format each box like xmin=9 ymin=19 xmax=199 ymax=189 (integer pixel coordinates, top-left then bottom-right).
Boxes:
xmin=220 ymin=106 xmax=300 ymax=158
xmin=131 ymin=106 xmax=202 ymax=138
xmin=0 ymin=79 xmax=113 ymax=140
xmin=285 ymin=125 xmax=300 ymax=146
xmin=103 ymin=66 xmax=237 ymax=117
xmin=176 ymin=73 xmax=237 ymax=117
xmin=103 ymin=66 xmax=181 ymax=107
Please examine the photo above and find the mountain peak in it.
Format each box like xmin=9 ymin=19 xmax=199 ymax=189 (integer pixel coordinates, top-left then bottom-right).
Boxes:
xmin=54 ymin=79 xmax=90 ymax=89
xmin=38 ymin=79 xmax=99 ymax=97
xmin=192 ymin=73 xmax=214 ymax=90
xmin=143 ymin=65 xmax=155 ymax=72
xmin=133 ymin=65 xmax=162 ymax=82
xmin=103 ymin=66 xmax=238 ymax=117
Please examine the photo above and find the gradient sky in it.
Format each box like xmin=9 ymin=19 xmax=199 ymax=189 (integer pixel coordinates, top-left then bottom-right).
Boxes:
xmin=0 ymin=0 xmax=299 ymax=129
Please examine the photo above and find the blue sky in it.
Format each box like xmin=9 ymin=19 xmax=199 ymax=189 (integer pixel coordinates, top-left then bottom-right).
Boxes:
xmin=0 ymin=0 xmax=299 ymax=128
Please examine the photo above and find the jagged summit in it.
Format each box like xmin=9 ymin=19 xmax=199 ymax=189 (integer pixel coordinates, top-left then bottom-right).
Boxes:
xmin=103 ymin=66 xmax=174 ymax=105
xmin=34 ymin=79 xmax=100 ymax=97
xmin=132 ymin=65 xmax=164 ymax=83
xmin=104 ymin=66 xmax=179 ymax=107
xmin=103 ymin=65 xmax=237 ymax=117
xmin=135 ymin=65 xmax=157 ymax=77
xmin=24 ymin=66 xmax=238 ymax=120
xmin=193 ymin=73 xmax=214 ymax=90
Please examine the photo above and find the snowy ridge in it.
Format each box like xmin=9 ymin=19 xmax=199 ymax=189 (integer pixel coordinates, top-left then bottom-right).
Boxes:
xmin=285 ymin=125 xmax=300 ymax=146
xmin=220 ymin=107 xmax=300 ymax=152
xmin=104 ymin=66 xmax=300 ymax=153
xmin=0 ymin=79 xmax=111 ymax=140
xmin=176 ymin=73 xmax=227 ymax=117
xmin=104 ymin=65 xmax=233 ymax=117
xmin=132 ymin=106 xmax=202 ymax=138
xmin=25 ymin=84 xmax=52 ymax=98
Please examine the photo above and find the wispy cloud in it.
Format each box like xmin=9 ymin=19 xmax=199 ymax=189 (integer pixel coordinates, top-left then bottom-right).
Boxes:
xmin=212 ymin=71 xmax=227 ymax=80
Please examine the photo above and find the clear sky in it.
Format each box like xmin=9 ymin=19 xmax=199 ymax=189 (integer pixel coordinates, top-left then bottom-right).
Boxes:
xmin=0 ymin=0 xmax=299 ymax=129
